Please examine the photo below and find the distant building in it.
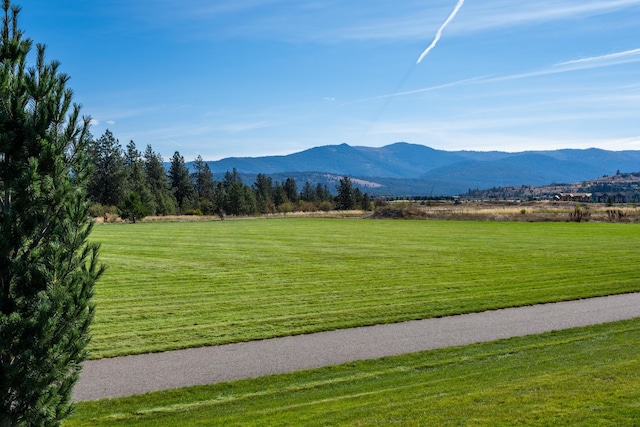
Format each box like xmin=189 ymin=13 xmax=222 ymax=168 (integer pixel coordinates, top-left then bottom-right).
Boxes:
xmin=556 ymin=193 xmax=592 ymax=202
xmin=592 ymin=192 xmax=640 ymax=204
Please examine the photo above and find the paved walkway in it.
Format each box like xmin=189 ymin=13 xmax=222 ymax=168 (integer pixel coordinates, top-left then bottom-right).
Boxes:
xmin=73 ymin=292 xmax=640 ymax=402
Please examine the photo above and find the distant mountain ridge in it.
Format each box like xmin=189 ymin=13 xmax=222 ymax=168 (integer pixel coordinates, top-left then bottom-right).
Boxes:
xmin=199 ymin=143 xmax=640 ymax=196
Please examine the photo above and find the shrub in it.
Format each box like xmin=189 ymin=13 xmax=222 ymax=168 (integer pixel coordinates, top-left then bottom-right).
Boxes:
xmin=372 ymin=203 xmax=428 ymax=220
xmin=295 ymin=201 xmax=318 ymax=213
xmin=606 ymin=209 xmax=628 ymax=222
xmin=89 ymin=204 xmax=120 ymax=222
xmin=318 ymin=201 xmax=334 ymax=212
xmin=89 ymin=203 xmax=106 ymax=218
xmin=374 ymin=198 xmax=388 ymax=208
xmin=278 ymin=202 xmax=294 ymax=214
xmin=569 ymin=205 xmax=591 ymax=222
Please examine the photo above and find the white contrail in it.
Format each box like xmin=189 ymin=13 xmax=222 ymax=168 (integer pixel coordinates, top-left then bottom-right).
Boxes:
xmin=555 ymin=47 xmax=640 ymax=67
xmin=416 ymin=0 xmax=465 ymax=64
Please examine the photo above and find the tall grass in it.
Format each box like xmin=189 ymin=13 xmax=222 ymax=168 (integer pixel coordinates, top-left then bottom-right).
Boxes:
xmin=407 ymin=202 xmax=640 ymax=222
xmin=88 ymin=218 xmax=640 ymax=358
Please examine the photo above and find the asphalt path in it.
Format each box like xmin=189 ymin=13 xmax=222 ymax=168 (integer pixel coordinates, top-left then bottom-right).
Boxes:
xmin=73 ymin=292 xmax=640 ymax=402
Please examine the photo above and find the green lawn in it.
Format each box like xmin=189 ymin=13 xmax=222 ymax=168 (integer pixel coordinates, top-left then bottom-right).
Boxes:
xmin=67 ymin=318 xmax=640 ymax=426
xmin=88 ymin=218 xmax=640 ymax=358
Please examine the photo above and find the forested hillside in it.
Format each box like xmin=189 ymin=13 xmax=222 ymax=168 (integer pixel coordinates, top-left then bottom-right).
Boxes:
xmin=203 ymin=143 xmax=640 ymax=192
xmin=86 ymin=131 xmax=371 ymax=220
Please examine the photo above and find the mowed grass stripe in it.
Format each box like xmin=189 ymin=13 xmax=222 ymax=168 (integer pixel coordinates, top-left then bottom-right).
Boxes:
xmin=67 ymin=318 xmax=640 ymax=426
xmin=88 ymin=219 xmax=640 ymax=358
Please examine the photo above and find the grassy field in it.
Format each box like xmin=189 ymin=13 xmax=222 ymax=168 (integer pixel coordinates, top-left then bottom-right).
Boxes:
xmin=67 ymin=317 xmax=640 ymax=426
xmin=87 ymin=218 xmax=640 ymax=359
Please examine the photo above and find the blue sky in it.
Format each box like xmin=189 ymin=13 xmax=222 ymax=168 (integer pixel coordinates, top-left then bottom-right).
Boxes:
xmin=20 ymin=0 xmax=640 ymax=160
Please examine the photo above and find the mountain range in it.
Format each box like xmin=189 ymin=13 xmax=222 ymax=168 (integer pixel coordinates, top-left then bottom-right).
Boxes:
xmin=200 ymin=143 xmax=640 ymax=196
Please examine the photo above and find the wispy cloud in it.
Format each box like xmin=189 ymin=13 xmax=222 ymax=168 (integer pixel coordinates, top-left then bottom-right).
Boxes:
xmin=343 ymin=77 xmax=486 ymax=105
xmin=451 ymin=0 xmax=640 ymax=34
xmin=217 ymin=120 xmax=273 ymax=133
xmin=89 ymin=104 xmax=178 ymax=123
xmin=120 ymin=0 xmax=639 ymax=44
xmin=344 ymin=0 xmax=640 ymax=43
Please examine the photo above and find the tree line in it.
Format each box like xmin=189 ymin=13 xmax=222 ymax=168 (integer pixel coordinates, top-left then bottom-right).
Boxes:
xmin=87 ymin=130 xmax=372 ymax=221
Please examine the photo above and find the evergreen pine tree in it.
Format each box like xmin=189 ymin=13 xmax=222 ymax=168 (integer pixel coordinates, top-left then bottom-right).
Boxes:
xmin=222 ymin=168 xmax=242 ymax=189
xmin=252 ymin=173 xmax=274 ymax=214
xmin=191 ymin=155 xmax=215 ymax=213
xmin=0 ymin=2 xmax=104 ymax=424
xmin=168 ymin=151 xmax=195 ymax=212
xmin=219 ymin=170 xmax=257 ymax=216
xmin=121 ymin=140 xmax=153 ymax=219
xmin=335 ymin=176 xmax=355 ymax=210
xmin=86 ymin=129 xmax=126 ymax=207
xmin=143 ymin=145 xmax=176 ymax=215
xmin=213 ymin=181 xmax=227 ymax=218
xmin=283 ymin=177 xmax=298 ymax=203
xmin=353 ymin=187 xmax=363 ymax=209
xmin=273 ymin=181 xmax=288 ymax=207
xmin=300 ymin=181 xmax=316 ymax=202
xmin=316 ymin=183 xmax=331 ymax=202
